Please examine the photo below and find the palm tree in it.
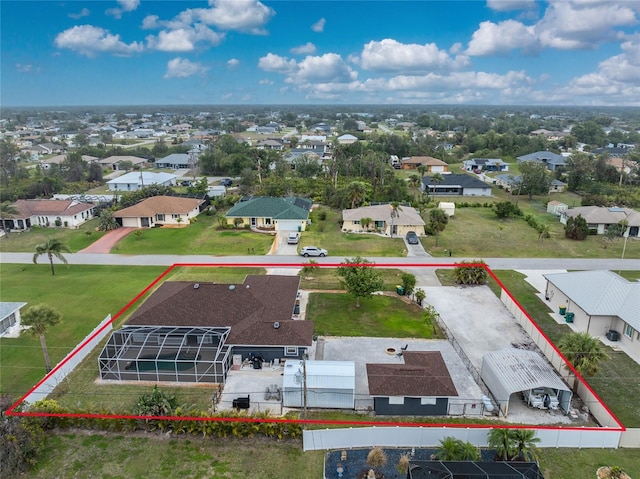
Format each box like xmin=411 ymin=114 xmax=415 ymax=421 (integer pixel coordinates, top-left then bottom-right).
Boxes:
xmin=21 ymin=304 xmax=62 ymax=372
xmin=487 ymin=428 xmax=517 ymax=461
xmin=347 ymin=180 xmax=368 ymax=209
xmin=435 ymin=436 xmax=463 ymax=461
xmin=557 ymin=331 xmax=610 ymax=392
xmin=0 ymin=201 xmax=18 ymax=231
xmin=538 ymin=224 xmax=550 ymax=242
xmin=408 ymin=174 xmax=421 ymax=199
xmin=428 ymin=207 xmax=449 ymax=247
xmin=33 ymin=238 xmax=71 ymax=275
xmin=389 ymin=201 xmax=402 ymax=237
xmin=512 ymin=429 xmax=540 ymax=462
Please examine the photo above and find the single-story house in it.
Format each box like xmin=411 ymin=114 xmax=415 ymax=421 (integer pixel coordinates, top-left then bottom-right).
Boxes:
xmin=494 ymin=174 xmax=522 ymax=192
xmin=366 ymin=351 xmax=458 ymax=416
xmin=543 ymin=270 xmax=640 ymax=362
xmin=98 ymin=155 xmax=148 ymax=171
xmin=0 ymin=302 xmax=27 ymax=338
xmin=401 ymin=156 xmax=448 ymax=172
xmin=206 ymin=185 xmax=227 ymax=197
xmin=2 ymin=199 xmax=96 ymax=231
xmin=336 ymin=134 xmax=359 ymax=145
xmin=546 ymin=200 xmax=568 ymax=216
xmin=255 ymin=139 xmax=284 ymax=150
xmin=480 ymin=348 xmax=572 ymax=417
xmin=463 ymin=158 xmax=509 ymax=172
xmin=560 ymin=206 xmax=640 ymax=237
xmin=282 ymin=360 xmax=355 ymax=409
xmin=549 ymin=179 xmax=568 ymax=193
xmin=421 ymin=174 xmax=492 ymax=196
xmin=99 ymin=275 xmax=313 ymax=384
xmin=516 ymin=151 xmax=566 ymax=171
xmin=106 ymin=171 xmax=176 ymax=192
xmin=225 ymin=196 xmax=312 ymax=231
xmin=112 ymin=196 xmax=206 ymax=228
xmin=341 ymin=204 xmax=425 ymax=236
xmin=154 ymin=153 xmax=190 ymax=169
xmin=39 ymin=154 xmax=99 ymax=170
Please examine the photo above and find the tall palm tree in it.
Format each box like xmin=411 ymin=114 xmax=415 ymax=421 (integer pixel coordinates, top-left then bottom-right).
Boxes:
xmin=557 ymin=331 xmax=610 ymax=392
xmin=389 ymin=201 xmax=402 ymax=237
xmin=428 ymin=207 xmax=449 ymax=247
xmin=347 ymin=180 xmax=368 ymax=209
xmin=0 ymin=201 xmax=18 ymax=231
xmin=21 ymin=304 xmax=62 ymax=372
xmin=33 ymin=238 xmax=71 ymax=275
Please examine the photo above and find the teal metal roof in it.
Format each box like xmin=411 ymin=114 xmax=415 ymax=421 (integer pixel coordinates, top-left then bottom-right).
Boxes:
xmin=225 ymin=196 xmax=312 ymax=220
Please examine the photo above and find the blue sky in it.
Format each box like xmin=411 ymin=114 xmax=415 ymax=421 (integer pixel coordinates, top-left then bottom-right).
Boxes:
xmin=1 ymin=0 xmax=639 ymax=107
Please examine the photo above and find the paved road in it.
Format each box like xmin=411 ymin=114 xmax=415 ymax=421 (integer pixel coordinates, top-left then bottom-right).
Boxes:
xmin=1 ymin=252 xmax=638 ymax=270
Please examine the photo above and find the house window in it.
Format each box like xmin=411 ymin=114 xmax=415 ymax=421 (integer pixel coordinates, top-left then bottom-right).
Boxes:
xmin=265 ymin=218 xmax=272 ymax=225
xmin=375 ymin=221 xmax=385 ymax=228
xmin=172 ymin=214 xmax=180 ymax=219
xmin=388 ymin=396 xmax=405 ymax=405
xmin=284 ymin=347 xmax=298 ymax=356
xmin=420 ymin=397 xmax=437 ymax=405
xmin=353 ymin=220 xmax=360 ymax=225
xmin=624 ymin=324 xmax=633 ymax=339
xmin=156 ymin=214 xmax=165 ymax=221
xmin=0 ymin=312 xmax=17 ymax=335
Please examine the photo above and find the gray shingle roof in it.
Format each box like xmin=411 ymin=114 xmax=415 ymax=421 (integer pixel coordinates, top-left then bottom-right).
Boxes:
xmin=225 ymin=196 xmax=312 ymax=220
xmin=422 ymin=174 xmax=489 ymax=189
xmin=342 ymin=204 xmax=425 ymax=226
xmin=517 ymin=151 xmax=565 ymax=165
xmin=544 ymin=270 xmax=640 ymax=330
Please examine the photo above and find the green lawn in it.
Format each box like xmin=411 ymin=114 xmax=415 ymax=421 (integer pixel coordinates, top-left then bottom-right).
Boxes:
xmin=308 ymin=293 xmax=443 ymax=338
xmin=111 ymin=215 xmax=276 ymax=255
xmin=426 ymin=202 xmax=640 ymax=259
xmin=16 ymin=432 xmax=640 ymax=479
xmin=0 ymin=264 xmax=167 ymax=397
xmin=302 ymin=207 xmax=407 ymax=257
xmin=20 ymin=433 xmax=323 ymax=479
xmin=300 ymin=266 xmax=410 ymax=291
xmin=0 ymin=218 xmax=108 ymax=253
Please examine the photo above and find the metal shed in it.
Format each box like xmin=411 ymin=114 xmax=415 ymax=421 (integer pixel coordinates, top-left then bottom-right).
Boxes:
xmin=282 ymin=360 xmax=355 ymax=409
xmin=480 ymin=348 xmax=572 ymax=416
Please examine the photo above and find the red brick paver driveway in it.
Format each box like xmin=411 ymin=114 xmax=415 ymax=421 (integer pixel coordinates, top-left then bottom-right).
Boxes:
xmin=79 ymin=227 xmax=137 ymax=254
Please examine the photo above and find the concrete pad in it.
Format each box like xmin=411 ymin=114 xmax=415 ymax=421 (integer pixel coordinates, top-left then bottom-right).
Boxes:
xmin=422 ymin=285 xmax=537 ymax=370
xmin=517 ymin=269 xmax=566 ymax=293
xmin=218 ymin=366 xmax=285 ymax=415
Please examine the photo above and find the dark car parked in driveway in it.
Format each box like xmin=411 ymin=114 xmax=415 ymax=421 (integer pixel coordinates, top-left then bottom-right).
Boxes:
xmin=406 ymin=231 xmax=419 ymax=244
xmin=220 ymin=178 xmax=233 ymax=187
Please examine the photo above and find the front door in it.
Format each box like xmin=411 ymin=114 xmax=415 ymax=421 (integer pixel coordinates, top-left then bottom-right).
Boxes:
xmin=141 ymin=217 xmax=150 ymax=227
xmin=250 ymin=218 xmax=257 ymax=227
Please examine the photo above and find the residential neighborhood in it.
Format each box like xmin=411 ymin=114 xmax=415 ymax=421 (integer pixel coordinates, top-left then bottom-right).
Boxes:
xmin=1 ymin=103 xmax=640 ymax=478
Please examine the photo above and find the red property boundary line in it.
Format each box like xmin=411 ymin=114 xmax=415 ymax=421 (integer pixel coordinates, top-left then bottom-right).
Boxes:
xmin=7 ymin=262 xmax=625 ymax=433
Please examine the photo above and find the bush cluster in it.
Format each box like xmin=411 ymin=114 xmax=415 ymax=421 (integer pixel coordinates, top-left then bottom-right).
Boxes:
xmin=26 ymin=398 xmax=303 ymax=440
xmin=523 ymin=214 xmax=549 ymax=237
xmin=453 ymin=201 xmax=492 ymax=208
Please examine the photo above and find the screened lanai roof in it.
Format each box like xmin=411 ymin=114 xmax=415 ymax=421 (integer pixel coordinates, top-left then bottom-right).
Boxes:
xmin=409 ymin=460 xmax=544 ymax=479
xmin=481 ymin=348 xmax=570 ymax=395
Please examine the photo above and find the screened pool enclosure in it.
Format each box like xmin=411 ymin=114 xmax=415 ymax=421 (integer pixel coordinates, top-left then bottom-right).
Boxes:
xmin=99 ymin=326 xmax=232 ymax=383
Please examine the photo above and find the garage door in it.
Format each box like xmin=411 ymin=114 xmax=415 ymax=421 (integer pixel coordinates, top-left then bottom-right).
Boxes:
xmin=276 ymin=220 xmax=302 ymax=231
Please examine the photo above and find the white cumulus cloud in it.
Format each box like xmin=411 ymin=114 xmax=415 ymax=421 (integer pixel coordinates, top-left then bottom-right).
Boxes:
xmin=227 ymin=58 xmax=240 ymax=68
xmin=55 ymin=25 xmax=143 ymax=57
xmin=147 ymin=24 xmax=224 ymax=52
xmin=164 ymin=57 xmax=208 ymax=78
xmin=258 ymin=53 xmax=297 ymax=73
xmin=290 ymin=53 xmax=357 ymax=84
xmin=291 ymin=42 xmax=316 ymax=55
xmin=106 ymin=0 xmax=140 ymax=19
xmin=466 ymin=20 xmax=537 ymax=55
xmin=360 ymin=39 xmax=469 ymax=72
xmin=311 ymin=18 xmax=326 ymax=33
xmin=69 ymin=8 xmax=90 ymax=19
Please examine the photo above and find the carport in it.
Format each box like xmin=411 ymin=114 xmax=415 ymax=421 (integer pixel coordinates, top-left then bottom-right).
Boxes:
xmin=480 ymin=348 xmax=572 ymax=417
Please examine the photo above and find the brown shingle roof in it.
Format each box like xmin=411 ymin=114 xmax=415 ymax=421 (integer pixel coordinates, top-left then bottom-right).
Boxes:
xmin=126 ymin=275 xmax=313 ymax=347
xmin=366 ymin=351 xmax=458 ymax=397
xmin=112 ymin=196 xmax=204 ymax=218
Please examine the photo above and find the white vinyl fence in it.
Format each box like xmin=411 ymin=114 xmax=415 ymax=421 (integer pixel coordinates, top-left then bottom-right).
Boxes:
xmin=22 ymin=315 xmax=112 ymax=405
xmin=303 ymin=425 xmax=622 ymax=451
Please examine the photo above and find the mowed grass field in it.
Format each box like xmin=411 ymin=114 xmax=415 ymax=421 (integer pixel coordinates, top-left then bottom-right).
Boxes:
xmin=0 ymin=265 xmax=266 ymax=399
xmin=307 ymin=293 xmax=443 ymax=338
xmin=18 ymin=432 xmax=640 ymax=479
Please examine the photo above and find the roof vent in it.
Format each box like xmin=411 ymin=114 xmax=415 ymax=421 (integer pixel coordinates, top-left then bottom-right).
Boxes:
xmin=274 ymin=322 xmax=280 ymax=329
xmin=194 ymin=283 xmax=200 ymax=289
xmin=229 ymin=285 xmax=236 ymax=291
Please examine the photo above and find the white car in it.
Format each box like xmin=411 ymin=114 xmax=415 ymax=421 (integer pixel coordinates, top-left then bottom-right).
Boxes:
xmin=300 ymin=246 xmax=327 ymax=257
xmin=523 ymin=388 xmax=559 ymax=410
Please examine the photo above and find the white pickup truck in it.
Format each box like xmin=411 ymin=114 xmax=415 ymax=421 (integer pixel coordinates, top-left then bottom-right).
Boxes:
xmin=287 ymin=232 xmax=300 ymax=245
